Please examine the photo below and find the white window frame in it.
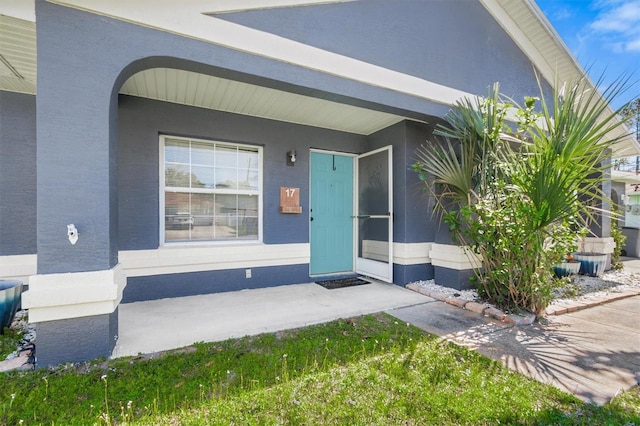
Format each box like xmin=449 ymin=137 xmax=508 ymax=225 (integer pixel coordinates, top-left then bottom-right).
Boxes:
xmin=159 ymin=135 xmax=263 ymax=245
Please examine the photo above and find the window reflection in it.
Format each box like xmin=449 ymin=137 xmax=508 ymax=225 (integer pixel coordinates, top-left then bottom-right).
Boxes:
xmin=163 ymin=137 xmax=260 ymax=242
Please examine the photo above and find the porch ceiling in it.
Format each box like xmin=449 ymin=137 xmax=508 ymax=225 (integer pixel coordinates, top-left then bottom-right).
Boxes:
xmin=0 ymin=14 xmax=36 ymax=94
xmin=119 ymin=68 xmax=409 ymax=135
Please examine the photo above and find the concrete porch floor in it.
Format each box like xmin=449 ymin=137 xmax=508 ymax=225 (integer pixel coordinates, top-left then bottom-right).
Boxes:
xmin=112 ymin=280 xmax=430 ymax=358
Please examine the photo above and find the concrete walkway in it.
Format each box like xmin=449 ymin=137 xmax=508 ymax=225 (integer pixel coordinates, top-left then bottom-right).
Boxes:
xmin=389 ymin=295 xmax=640 ymax=405
xmin=621 ymin=256 xmax=640 ymax=273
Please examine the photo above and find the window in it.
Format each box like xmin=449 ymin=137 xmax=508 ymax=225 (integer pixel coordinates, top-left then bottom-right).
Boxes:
xmin=161 ymin=135 xmax=261 ymax=243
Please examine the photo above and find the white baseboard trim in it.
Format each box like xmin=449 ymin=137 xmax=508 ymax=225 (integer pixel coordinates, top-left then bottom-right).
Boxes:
xmin=0 ymin=254 xmax=37 ymax=284
xmin=22 ymin=264 xmax=126 ymax=323
xmin=1 ymin=242 xmax=433 ymax=285
xmin=119 ymin=243 xmax=310 ymax=277
xmin=392 ymin=242 xmax=432 ymax=265
xmin=429 ymin=243 xmax=481 ymax=270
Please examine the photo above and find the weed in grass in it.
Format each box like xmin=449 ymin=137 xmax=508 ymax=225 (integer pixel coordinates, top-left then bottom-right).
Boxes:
xmin=100 ymin=374 xmax=110 ymax=425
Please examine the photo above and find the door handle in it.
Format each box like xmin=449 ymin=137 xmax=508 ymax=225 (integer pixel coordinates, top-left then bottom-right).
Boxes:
xmin=310 ymin=217 xmax=314 ymax=221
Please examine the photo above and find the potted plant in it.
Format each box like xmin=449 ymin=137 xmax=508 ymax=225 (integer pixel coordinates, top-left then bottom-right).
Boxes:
xmin=0 ymin=280 xmax=23 ymax=333
xmin=553 ymin=253 xmax=581 ymax=277
xmin=573 ymin=235 xmax=607 ymax=277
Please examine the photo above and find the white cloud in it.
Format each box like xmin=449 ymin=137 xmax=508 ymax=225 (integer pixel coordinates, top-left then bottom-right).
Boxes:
xmin=589 ymin=0 xmax=640 ymax=53
xmin=552 ymin=7 xmax=573 ymax=20
xmin=626 ymin=38 xmax=640 ymax=52
xmin=591 ymin=0 xmax=640 ymax=33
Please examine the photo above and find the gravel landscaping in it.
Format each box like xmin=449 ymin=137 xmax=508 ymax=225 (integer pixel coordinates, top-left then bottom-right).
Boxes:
xmin=410 ymin=268 xmax=640 ymax=306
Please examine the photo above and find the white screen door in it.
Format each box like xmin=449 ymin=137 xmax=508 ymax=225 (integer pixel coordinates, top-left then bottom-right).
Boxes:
xmin=355 ymin=146 xmax=393 ymax=282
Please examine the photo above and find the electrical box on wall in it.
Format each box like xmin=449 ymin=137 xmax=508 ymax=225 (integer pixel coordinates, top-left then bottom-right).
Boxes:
xmin=280 ymin=187 xmax=302 ymax=214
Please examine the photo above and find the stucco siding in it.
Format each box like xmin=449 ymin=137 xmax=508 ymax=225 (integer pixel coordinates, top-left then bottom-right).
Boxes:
xmin=122 ymin=264 xmax=309 ymax=303
xmin=118 ymin=95 xmax=367 ymax=250
xmin=219 ymin=0 xmax=544 ymax=102
xmin=0 ymin=91 xmax=36 ymax=256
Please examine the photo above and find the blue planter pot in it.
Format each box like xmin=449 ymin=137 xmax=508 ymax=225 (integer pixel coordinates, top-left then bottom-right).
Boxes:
xmin=553 ymin=262 xmax=581 ymax=278
xmin=0 ymin=280 xmax=23 ymax=334
xmin=573 ymin=253 xmax=607 ymax=277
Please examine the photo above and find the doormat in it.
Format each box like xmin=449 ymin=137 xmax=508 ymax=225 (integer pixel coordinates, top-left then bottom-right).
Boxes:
xmin=316 ymin=277 xmax=370 ymax=290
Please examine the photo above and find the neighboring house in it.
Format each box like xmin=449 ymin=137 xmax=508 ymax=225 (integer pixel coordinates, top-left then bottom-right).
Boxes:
xmin=1 ymin=0 xmax=638 ymax=367
xmin=612 ymin=169 xmax=640 ymax=257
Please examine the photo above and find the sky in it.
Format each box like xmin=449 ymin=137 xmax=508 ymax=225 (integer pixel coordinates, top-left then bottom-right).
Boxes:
xmin=535 ymin=0 xmax=640 ymax=110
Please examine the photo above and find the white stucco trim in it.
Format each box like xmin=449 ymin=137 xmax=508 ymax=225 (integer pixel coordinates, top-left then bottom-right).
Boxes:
xmin=0 ymin=254 xmax=37 ymax=284
xmin=429 ymin=243 xmax=481 ymax=270
xmin=393 ymin=242 xmax=432 ymax=266
xmin=578 ymin=237 xmax=616 ymax=255
xmin=53 ymin=0 xmax=473 ymax=108
xmin=22 ymin=264 xmax=126 ymax=323
xmin=119 ymin=243 xmax=310 ymax=277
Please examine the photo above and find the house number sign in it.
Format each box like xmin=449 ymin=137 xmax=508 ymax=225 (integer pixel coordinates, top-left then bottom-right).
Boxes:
xmin=280 ymin=187 xmax=302 ymax=214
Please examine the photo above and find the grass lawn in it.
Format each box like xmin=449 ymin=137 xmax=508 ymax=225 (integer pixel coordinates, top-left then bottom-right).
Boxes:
xmin=0 ymin=327 xmax=23 ymax=361
xmin=0 ymin=313 xmax=638 ymax=425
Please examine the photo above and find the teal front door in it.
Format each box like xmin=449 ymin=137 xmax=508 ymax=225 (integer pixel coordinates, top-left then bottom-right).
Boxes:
xmin=310 ymin=152 xmax=354 ymax=275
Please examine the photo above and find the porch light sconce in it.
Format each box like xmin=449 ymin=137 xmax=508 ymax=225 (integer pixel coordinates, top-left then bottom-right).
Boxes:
xmin=287 ymin=150 xmax=296 ymax=166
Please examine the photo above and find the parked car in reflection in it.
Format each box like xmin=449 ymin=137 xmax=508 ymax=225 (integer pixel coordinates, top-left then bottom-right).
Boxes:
xmin=165 ymin=212 xmax=194 ymax=229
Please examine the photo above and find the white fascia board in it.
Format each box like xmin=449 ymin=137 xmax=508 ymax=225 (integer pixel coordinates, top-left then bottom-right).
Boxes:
xmin=204 ymin=0 xmax=356 ymax=14
xmin=478 ymin=0 xmax=557 ymax=86
xmin=0 ymin=0 xmax=36 ymax=21
xmin=51 ymin=0 xmax=473 ymax=107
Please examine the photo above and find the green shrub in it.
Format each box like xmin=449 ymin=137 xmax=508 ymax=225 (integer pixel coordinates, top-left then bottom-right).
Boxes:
xmin=414 ymin=75 xmax=630 ymax=314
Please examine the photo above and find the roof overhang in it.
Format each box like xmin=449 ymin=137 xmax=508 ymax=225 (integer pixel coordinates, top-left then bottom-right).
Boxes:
xmin=1 ymin=0 xmax=638 ymax=152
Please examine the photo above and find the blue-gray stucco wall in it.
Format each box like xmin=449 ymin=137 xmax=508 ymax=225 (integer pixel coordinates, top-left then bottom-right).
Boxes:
xmin=118 ymin=95 xmax=367 ymax=249
xmin=36 ymin=0 xmax=551 ymax=275
xmin=0 ymin=91 xmax=37 ymax=256
xmin=123 ymin=264 xmax=310 ymax=303
xmin=219 ymin=0 xmax=544 ymax=103
xmin=35 ymin=1 xmax=452 ymax=276
xmin=36 ymin=309 xmax=118 ymax=368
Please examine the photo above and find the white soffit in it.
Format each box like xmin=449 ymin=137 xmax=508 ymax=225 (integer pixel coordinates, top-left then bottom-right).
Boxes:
xmin=0 ymin=14 xmax=36 ymax=94
xmin=120 ymin=68 xmax=407 ymax=135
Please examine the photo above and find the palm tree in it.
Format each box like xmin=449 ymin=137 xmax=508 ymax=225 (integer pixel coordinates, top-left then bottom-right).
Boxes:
xmin=413 ymin=74 xmax=631 ymax=314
